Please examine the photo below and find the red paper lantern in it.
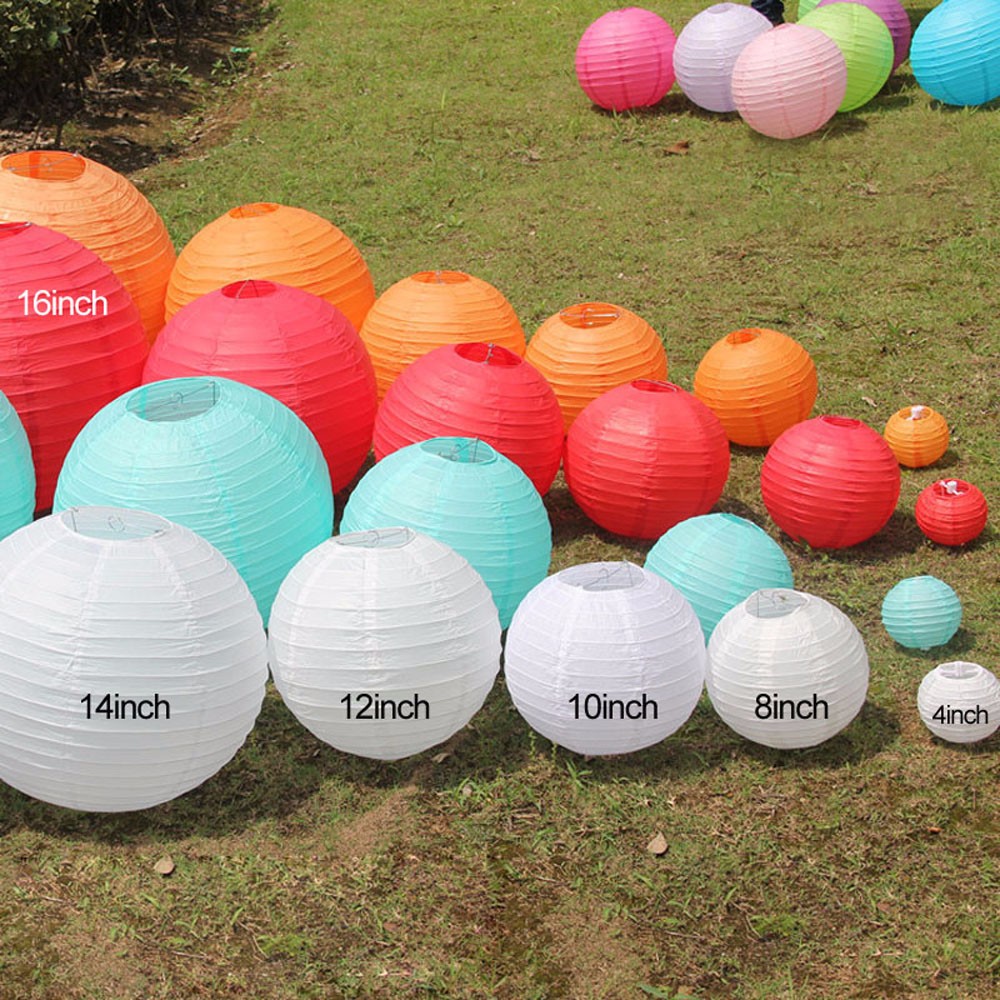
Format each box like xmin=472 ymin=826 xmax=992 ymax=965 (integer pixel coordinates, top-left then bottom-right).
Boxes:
xmin=144 ymin=279 xmax=377 ymax=492
xmin=761 ymin=415 xmax=901 ymax=549
xmin=915 ymin=479 xmax=988 ymax=546
xmin=0 ymin=221 xmax=148 ymax=510
xmin=373 ymin=342 xmax=564 ymax=493
xmin=563 ymin=380 xmax=730 ymax=539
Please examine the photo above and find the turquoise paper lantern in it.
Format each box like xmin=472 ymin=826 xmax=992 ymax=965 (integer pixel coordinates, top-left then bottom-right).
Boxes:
xmin=881 ymin=575 xmax=962 ymax=651
xmin=645 ymin=513 xmax=793 ymax=640
xmin=340 ymin=437 xmax=551 ymax=627
xmin=54 ymin=377 xmax=333 ymax=622
xmin=0 ymin=391 xmax=34 ymax=541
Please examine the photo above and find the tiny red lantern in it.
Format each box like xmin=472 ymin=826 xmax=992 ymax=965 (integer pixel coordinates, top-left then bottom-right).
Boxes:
xmin=563 ymin=380 xmax=730 ymax=539
xmin=915 ymin=479 xmax=988 ymax=546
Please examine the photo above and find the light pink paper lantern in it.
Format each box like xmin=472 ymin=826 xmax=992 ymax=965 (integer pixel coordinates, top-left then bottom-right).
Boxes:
xmin=732 ymin=23 xmax=847 ymax=139
xmin=817 ymin=0 xmax=912 ymax=73
xmin=575 ymin=7 xmax=676 ymax=112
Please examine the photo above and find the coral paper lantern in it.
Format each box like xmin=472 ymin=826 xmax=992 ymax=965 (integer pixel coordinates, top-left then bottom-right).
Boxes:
xmin=526 ymin=302 xmax=668 ymax=432
xmin=883 ymin=404 xmax=949 ymax=468
xmin=707 ymin=589 xmax=869 ymax=749
xmin=504 ymin=562 xmax=706 ymax=756
xmin=881 ymin=575 xmax=962 ymax=651
xmin=0 ymin=507 xmax=267 ymax=811
xmin=340 ymin=437 xmax=551 ymax=628
xmin=54 ymin=377 xmax=333 ymax=623
xmin=645 ymin=513 xmax=793 ymax=640
xmin=144 ymin=279 xmax=377 ymax=492
xmin=373 ymin=341 xmax=564 ymax=494
xmin=0 ymin=392 xmax=34 ymax=540
xmin=360 ymin=270 xmax=526 ymax=401
xmin=917 ymin=662 xmax=1000 ymax=744
xmin=761 ymin=415 xmax=901 ymax=548
xmin=915 ymin=479 xmax=989 ymax=546
xmin=0 ymin=150 xmax=175 ymax=341
xmin=564 ymin=380 xmax=730 ymax=540
xmin=693 ymin=327 xmax=818 ymax=447
xmin=732 ymin=24 xmax=847 ymax=139
xmin=673 ymin=3 xmax=772 ymax=112
xmin=817 ymin=0 xmax=912 ymax=73
xmin=0 ymin=221 xmax=148 ymax=511
xmin=574 ymin=8 xmax=677 ymax=112
xmin=269 ymin=528 xmax=501 ymax=761
xmin=165 ymin=202 xmax=375 ymax=333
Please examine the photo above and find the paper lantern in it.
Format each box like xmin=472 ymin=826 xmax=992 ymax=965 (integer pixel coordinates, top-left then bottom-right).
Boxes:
xmin=360 ymin=270 xmax=526 ymax=401
xmin=0 ymin=150 xmax=175 ymax=340
xmin=340 ymin=437 xmax=551 ymax=628
xmin=645 ymin=513 xmax=793 ymax=640
xmin=910 ymin=0 xmax=1000 ymax=107
xmin=165 ymin=202 xmax=375 ymax=333
xmin=693 ymin=327 xmax=818 ymax=447
xmin=373 ymin=342 xmax=564 ymax=494
xmin=54 ymin=377 xmax=333 ymax=623
xmin=917 ymin=662 xmax=1000 ymax=744
xmin=761 ymin=415 xmax=901 ymax=548
xmin=0 ymin=506 xmax=267 ymax=811
xmin=0 ymin=392 xmax=34 ymax=540
xmin=816 ymin=0 xmax=912 ymax=72
xmin=0 ymin=221 xmax=148 ymax=511
xmin=732 ymin=24 xmax=847 ymax=139
xmin=883 ymin=404 xmax=949 ymax=468
xmin=268 ymin=528 xmax=501 ymax=761
xmin=143 ymin=279 xmax=377 ymax=492
xmin=707 ymin=588 xmax=869 ymax=749
xmin=504 ymin=562 xmax=706 ymax=756
xmin=881 ymin=576 xmax=962 ymax=650
xmin=574 ymin=8 xmax=677 ymax=112
xmin=526 ymin=302 xmax=668 ymax=432
xmin=915 ymin=479 xmax=989 ymax=546
xmin=673 ymin=4 xmax=772 ymax=112
xmin=799 ymin=2 xmax=894 ymax=111
xmin=564 ymin=380 xmax=730 ymax=540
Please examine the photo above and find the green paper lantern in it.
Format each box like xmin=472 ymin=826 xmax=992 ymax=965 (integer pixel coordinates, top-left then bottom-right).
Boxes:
xmin=0 ymin=390 xmax=35 ymax=539
xmin=881 ymin=576 xmax=962 ymax=651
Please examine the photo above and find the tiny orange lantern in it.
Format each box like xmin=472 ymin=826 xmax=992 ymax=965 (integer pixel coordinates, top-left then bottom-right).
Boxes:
xmin=526 ymin=303 xmax=668 ymax=432
xmin=693 ymin=327 xmax=817 ymax=447
xmin=883 ymin=404 xmax=949 ymax=467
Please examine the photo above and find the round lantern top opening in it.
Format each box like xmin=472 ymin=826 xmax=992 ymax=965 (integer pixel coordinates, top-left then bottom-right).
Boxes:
xmin=454 ymin=342 xmax=523 ymax=367
xmin=932 ymin=478 xmax=971 ymax=498
xmin=559 ymin=303 xmax=621 ymax=329
xmin=900 ymin=404 xmax=931 ymax=421
xmin=558 ymin=561 xmax=645 ymax=592
xmin=0 ymin=221 xmax=33 ymax=240
xmin=821 ymin=415 xmax=863 ymax=430
xmin=937 ymin=661 xmax=981 ymax=681
xmin=746 ymin=589 xmax=808 ymax=619
xmin=221 ymin=279 xmax=279 ymax=300
xmin=335 ymin=527 xmax=416 ymax=550
xmin=127 ymin=379 xmax=221 ymax=423
xmin=419 ymin=437 xmax=498 ymax=465
xmin=411 ymin=270 xmax=470 ymax=285
xmin=61 ymin=506 xmax=171 ymax=542
xmin=727 ymin=329 xmax=763 ymax=345
xmin=632 ymin=379 xmax=679 ymax=394
xmin=1 ymin=150 xmax=85 ymax=182
xmin=228 ymin=202 xmax=280 ymax=219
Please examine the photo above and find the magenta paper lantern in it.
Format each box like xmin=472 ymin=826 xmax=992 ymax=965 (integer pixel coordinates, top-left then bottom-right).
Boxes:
xmin=732 ymin=23 xmax=847 ymax=139
xmin=575 ymin=8 xmax=677 ymax=112
xmin=817 ymin=0 xmax=912 ymax=72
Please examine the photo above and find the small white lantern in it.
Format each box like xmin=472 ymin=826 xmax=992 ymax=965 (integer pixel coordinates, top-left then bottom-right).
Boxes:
xmin=706 ymin=589 xmax=869 ymax=749
xmin=268 ymin=528 xmax=502 ymax=761
xmin=917 ymin=662 xmax=1000 ymax=744
xmin=0 ymin=507 xmax=267 ymax=812
xmin=504 ymin=562 xmax=706 ymax=756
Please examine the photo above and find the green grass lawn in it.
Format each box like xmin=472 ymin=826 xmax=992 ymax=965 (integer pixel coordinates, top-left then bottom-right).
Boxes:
xmin=1 ymin=1 xmax=998 ymax=997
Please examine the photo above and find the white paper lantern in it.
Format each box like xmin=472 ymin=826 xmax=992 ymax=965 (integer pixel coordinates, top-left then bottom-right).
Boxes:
xmin=706 ymin=588 xmax=868 ymax=749
xmin=504 ymin=562 xmax=706 ymax=756
xmin=268 ymin=528 xmax=502 ymax=761
xmin=917 ymin=662 xmax=1000 ymax=744
xmin=0 ymin=507 xmax=267 ymax=812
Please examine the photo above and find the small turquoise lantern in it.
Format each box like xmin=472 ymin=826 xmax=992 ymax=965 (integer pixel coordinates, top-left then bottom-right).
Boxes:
xmin=644 ymin=512 xmax=793 ymax=640
xmin=881 ymin=576 xmax=962 ymax=651
xmin=54 ymin=377 xmax=334 ymax=623
xmin=0 ymin=390 xmax=35 ymax=538
xmin=340 ymin=437 xmax=551 ymax=627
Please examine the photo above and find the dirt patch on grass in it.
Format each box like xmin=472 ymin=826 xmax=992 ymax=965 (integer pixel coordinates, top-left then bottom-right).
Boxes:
xmin=332 ymin=785 xmax=421 ymax=862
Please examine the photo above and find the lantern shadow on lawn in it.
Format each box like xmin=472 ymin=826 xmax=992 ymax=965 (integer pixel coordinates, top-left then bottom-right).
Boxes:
xmin=588 ymin=92 xmax=692 ymax=119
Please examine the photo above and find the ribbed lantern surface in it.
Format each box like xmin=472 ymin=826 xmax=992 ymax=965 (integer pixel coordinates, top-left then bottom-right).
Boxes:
xmin=0 ymin=392 xmax=34 ymax=541
xmin=915 ymin=479 xmax=989 ymax=546
xmin=816 ymin=0 xmax=912 ymax=72
xmin=883 ymin=404 xmax=949 ymax=468
xmin=881 ymin=576 xmax=962 ymax=651
xmin=917 ymin=662 xmax=1000 ymax=744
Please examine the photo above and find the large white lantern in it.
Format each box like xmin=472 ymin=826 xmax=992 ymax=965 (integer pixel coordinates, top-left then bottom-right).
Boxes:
xmin=504 ymin=562 xmax=706 ymax=756
xmin=0 ymin=507 xmax=267 ymax=812
xmin=268 ymin=528 xmax=502 ymax=761
xmin=706 ymin=589 xmax=868 ymax=749
xmin=917 ymin=662 xmax=1000 ymax=745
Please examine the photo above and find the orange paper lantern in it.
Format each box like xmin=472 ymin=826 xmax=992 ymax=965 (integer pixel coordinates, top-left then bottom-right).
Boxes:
xmin=693 ymin=327 xmax=818 ymax=447
xmin=0 ymin=150 xmax=175 ymax=341
xmin=165 ymin=202 xmax=375 ymax=334
xmin=883 ymin=405 xmax=950 ymax=468
xmin=526 ymin=303 xmax=668 ymax=432
xmin=915 ymin=479 xmax=988 ymax=546
xmin=359 ymin=270 xmax=526 ymax=400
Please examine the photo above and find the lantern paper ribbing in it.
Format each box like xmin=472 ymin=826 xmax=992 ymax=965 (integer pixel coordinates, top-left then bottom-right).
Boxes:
xmin=54 ymin=377 xmax=333 ymax=623
xmin=504 ymin=563 xmax=706 ymax=756
xmin=917 ymin=662 xmax=1000 ymax=744
xmin=144 ymin=279 xmax=377 ymax=492
xmin=915 ymin=479 xmax=989 ymax=547
xmin=816 ymin=0 xmax=912 ymax=73
xmin=707 ymin=589 xmax=869 ymax=749
xmin=881 ymin=576 xmax=962 ymax=651
xmin=269 ymin=529 xmax=502 ymax=761
xmin=883 ymin=405 xmax=949 ymax=468
xmin=340 ymin=437 xmax=551 ymax=628
xmin=0 ymin=392 xmax=34 ymax=540
xmin=0 ymin=507 xmax=267 ymax=812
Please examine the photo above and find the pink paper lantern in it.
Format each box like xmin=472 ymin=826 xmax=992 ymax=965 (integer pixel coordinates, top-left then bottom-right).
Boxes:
xmin=575 ymin=8 xmax=676 ymax=112
xmin=818 ymin=0 xmax=912 ymax=73
xmin=732 ymin=23 xmax=847 ymax=139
